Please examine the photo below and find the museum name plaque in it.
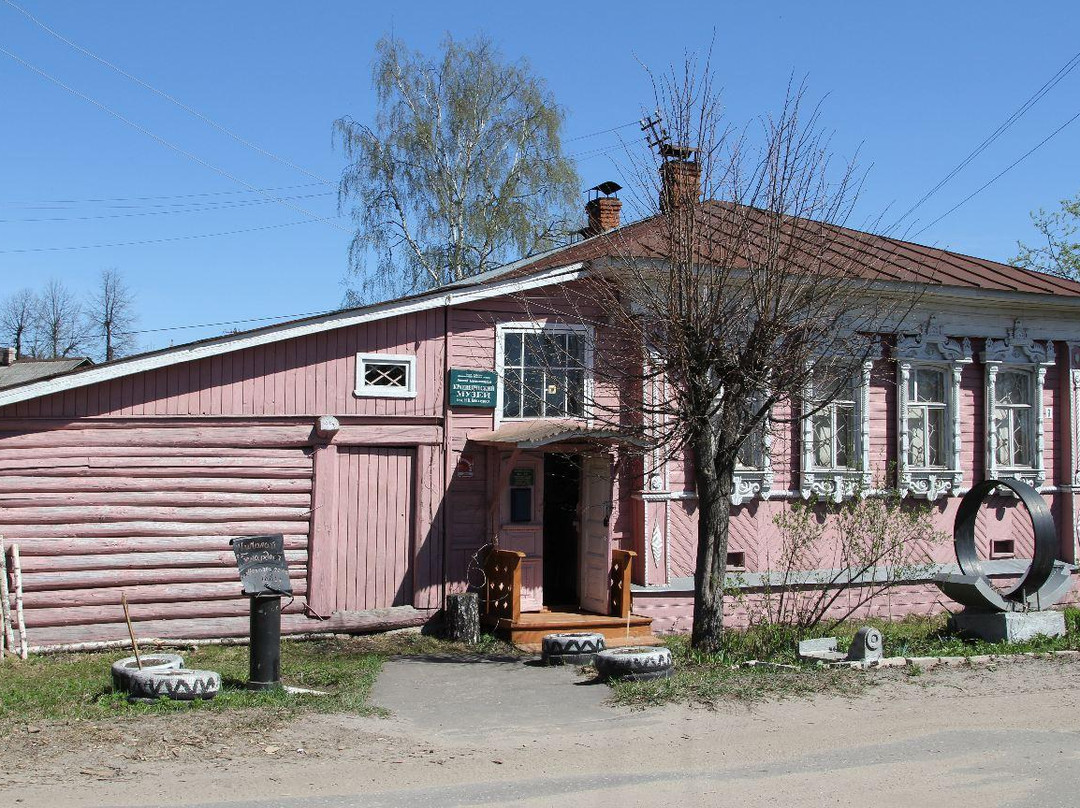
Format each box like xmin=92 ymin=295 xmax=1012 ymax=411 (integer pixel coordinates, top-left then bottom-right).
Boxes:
xmin=449 ymin=369 xmax=498 ymax=408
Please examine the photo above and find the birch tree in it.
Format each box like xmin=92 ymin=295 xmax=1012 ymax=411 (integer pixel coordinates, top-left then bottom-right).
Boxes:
xmin=335 ymin=34 xmax=579 ymax=303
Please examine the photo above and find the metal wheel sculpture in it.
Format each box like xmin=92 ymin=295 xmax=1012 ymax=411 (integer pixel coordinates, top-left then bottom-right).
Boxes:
xmin=935 ymin=478 xmax=1072 ymax=612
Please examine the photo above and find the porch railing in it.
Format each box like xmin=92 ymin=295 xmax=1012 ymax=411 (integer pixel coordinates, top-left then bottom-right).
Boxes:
xmin=608 ymin=549 xmax=637 ymax=619
xmin=482 ymin=548 xmax=525 ymax=624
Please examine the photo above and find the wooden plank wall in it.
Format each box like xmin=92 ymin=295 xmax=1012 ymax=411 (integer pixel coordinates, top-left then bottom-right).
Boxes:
xmin=0 ymin=309 xmax=445 ymax=420
xmin=0 ymin=423 xmax=314 ymax=647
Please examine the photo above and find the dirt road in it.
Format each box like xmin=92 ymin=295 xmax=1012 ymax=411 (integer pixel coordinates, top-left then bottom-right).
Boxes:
xmin=2 ymin=655 xmax=1078 ymax=807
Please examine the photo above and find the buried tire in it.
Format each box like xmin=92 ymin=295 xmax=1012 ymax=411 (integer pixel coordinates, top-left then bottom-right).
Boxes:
xmin=595 ymin=646 xmax=674 ymax=681
xmin=111 ymin=654 xmax=184 ymax=693
xmin=127 ymin=668 xmax=221 ymax=702
xmin=541 ymin=632 xmax=606 ymax=666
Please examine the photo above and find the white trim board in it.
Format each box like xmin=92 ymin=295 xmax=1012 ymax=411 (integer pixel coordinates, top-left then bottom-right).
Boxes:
xmin=0 ymin=263 xmax=586 ymax=408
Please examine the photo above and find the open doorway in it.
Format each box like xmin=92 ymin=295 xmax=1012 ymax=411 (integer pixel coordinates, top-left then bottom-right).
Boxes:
xmin=543 ymin=453 xmax=581 ymax=608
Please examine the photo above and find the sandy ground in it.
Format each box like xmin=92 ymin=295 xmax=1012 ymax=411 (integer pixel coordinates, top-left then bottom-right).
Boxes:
xmin=2 ymin=654 xmax=1079 ymax=808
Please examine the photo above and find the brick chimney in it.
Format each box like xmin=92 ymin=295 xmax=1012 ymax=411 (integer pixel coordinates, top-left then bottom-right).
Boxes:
xmin=659 ymin=156 xmax=701 ymax=213
xmin=581 ymin=181 xmax=622 ymax=237
xmin=0 ymin=347 xmax=15 ymax=366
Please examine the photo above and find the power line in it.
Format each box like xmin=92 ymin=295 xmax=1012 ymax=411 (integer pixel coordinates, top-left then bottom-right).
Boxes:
xmin=0 ymin=219 xmax=317 ymax=254
xmin=0 ymin=182 xmax=328 ymax=208
xmin=2 ymin=0 xmax=335 ymax=188
xmin=913 ymin=108 xmax=1080 ymax=238
xmin=890 ymin=49 xmax=1080 ymax=232
xmin=0 ymin=44 xmax=351 ymax=233
xmin=0 ymin=192 xmax=334 ymax=223
xmin=563 ymin=120 xmax=640 ymax=143
xmin=132 ymin=308 xmax=337 ymax=335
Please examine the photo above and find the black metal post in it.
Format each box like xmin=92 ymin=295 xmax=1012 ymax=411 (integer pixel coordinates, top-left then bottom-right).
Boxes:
xmin=248 ymin=595 xmax=282 ymax=690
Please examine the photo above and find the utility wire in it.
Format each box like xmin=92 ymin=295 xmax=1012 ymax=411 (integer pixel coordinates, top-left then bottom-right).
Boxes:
xmin=912 ymin=108 xmax=1080 ymax=238
xmin=0 ymin=182 xmax=328 ymax=207
xmin=3 ymin=0 xmax=639 ymax=187
xmin=2 ymin=0 xmax=336 ymax=187
xmin=0 ymin=44 xmax=351 ymax=233
xmin=0 ymin=192 xmax=334 ymax=223
xmin=0 ymin=219 xmax=315 ymax=254
xmin=890 ymin=49 xmax=1080 ymax=232
xmin=132 ymin=309 xmax=337 ymax=335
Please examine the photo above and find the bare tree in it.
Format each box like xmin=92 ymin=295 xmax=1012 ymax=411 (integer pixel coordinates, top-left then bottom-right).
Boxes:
xmin=35 ymin=278 xmax=86 ymax=359
xmin=0 ymin=288 xmax=39 ymax=358
xmin=86 ymin=268 xmax=137 ymax=361
xmin=571 ymin=68 xmax=906 ymax=651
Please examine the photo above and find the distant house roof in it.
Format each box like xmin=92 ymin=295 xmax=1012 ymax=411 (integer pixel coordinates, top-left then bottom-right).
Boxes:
xmin=0 ymin=357 xmax=93 ymax=389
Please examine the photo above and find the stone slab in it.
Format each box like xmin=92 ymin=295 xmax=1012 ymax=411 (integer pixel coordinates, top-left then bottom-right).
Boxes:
xmin=952 ymin=610 xmax=1066 ymax=643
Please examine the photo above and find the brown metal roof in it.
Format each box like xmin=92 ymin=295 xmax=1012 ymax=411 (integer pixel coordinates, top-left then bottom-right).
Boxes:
xmin=506 ymin=201 xmax=1080 ymax=297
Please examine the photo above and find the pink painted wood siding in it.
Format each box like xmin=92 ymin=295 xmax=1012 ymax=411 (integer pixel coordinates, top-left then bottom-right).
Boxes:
xmin=0 ymin=422 xmax=312 ymax=648
xmin=0 ymin=309 xmax=445 ymax=419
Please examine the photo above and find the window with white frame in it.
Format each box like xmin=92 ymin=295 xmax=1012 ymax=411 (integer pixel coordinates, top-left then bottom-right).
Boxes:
xmin=983 ymin=321 xmax=1054 ymax=488
xmin=992 ymin=369 xmax=1034 ymax=468
xmin=800 ymin=359 xmax=873 ymax=502
xmin=810 ymin=368 xmax=857 ymax=470
xmin=895 ymin=317 xmax=972 ymax=500
xmin=732 ymin=393 xmax=773 ymax=506
xmin=498 ymin=325 xmax=588 ymax=419
xmin=354 ymin=353 xmax=417 ymax=398
xmin=906 ymin=366 xmax=948 ymax=468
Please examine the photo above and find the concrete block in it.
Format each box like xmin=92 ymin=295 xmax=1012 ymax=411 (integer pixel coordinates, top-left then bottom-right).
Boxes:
xmin=952 ymin=610 xmax=1066 ymax=643
xmin=873 ymin=656 xmax=907 ymax=668
xmin=967 ymin=655 xmax=992 ymax=666
xmin=1054 ymin=650 xmax=1080 ymax=658
xmin=939 ymin=656 xmax=966 ymax=666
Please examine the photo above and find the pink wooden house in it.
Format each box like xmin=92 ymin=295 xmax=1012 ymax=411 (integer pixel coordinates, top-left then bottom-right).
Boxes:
xmin=2 ymin=175 xmax=1080 ymax=649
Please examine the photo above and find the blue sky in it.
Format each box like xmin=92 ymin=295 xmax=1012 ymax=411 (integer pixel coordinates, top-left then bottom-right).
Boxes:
xmin=2 ymin=1 xmax=1079 ymax=351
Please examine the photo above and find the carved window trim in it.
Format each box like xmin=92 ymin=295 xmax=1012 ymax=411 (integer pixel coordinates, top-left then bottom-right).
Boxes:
xmin=896 ymin=317 xmax=972 ymax=500
xmin=800 ymin=359 xmax=873 ymax=503
xmin=983 ymin=321 xmax=1054 ymax=489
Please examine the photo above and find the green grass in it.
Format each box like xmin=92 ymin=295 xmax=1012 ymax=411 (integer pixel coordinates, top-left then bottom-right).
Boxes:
xmin=608 ymin=607 xmax=1080 ymax=708
xmin=0 ymin=631 xmax=519 ymax=724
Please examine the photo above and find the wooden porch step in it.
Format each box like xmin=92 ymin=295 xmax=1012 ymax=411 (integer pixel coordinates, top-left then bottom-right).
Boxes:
xmin=484 ymin=610 xmax=657 ymax=651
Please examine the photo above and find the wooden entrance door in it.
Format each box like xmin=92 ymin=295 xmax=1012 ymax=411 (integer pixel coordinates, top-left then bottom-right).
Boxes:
xmin=498 ymin=453 xmax=544 ymax=611
xmin=332 ymin=446 xmax=415 ymax=611
xmin=579 ymin=454 xmax=612 ymax=613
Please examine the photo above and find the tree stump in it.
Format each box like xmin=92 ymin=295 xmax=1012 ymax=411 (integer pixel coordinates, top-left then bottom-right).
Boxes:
xmin=445 ymin=593 xmax=480 ymax=645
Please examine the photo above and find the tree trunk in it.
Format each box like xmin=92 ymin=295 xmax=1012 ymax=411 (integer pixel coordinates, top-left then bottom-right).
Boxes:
xmin=445 ymin=592 xmax=480 ymax=645
xmin=691 ymin=430 xmax=734 ymax=653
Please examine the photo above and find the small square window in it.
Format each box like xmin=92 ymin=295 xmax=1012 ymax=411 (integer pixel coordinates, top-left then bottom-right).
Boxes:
xmin=726 ymin=551 xmax=746 ymax=570
xmin=355 ymin=354 xmax=417 ymax=399
xmin=990 ymin=539 xmax=1015 ymax=559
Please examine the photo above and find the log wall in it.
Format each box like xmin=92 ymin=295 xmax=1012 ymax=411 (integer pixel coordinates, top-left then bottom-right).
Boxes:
xmin=0 ymin=422 xmax=314 ymax=647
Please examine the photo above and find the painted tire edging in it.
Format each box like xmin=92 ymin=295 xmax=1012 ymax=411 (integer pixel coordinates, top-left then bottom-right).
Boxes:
xmin=111 ymin=654 xmax=185 ymax=693
xmin=126 ymin=668 xmax=221 ymax=701
xmin=542 ymin=632 xmax=607 ymax=666
xmin=595 ymin=646 xmax=674 ymax=681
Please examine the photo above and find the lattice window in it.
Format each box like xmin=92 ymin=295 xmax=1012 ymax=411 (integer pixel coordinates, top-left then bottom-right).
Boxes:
xmin=354 ymin=354 xmax=417 ymax=399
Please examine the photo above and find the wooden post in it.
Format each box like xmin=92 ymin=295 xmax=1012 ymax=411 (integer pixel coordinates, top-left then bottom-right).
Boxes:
xmin=0 ymin=536 xmax=12 ymax=656
xmin=10 ymin=543 xmax=27 ymax=659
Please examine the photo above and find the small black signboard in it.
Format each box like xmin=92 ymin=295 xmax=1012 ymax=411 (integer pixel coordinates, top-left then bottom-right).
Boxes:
xmin=231 ymin=534 xmax=293 ymax=597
